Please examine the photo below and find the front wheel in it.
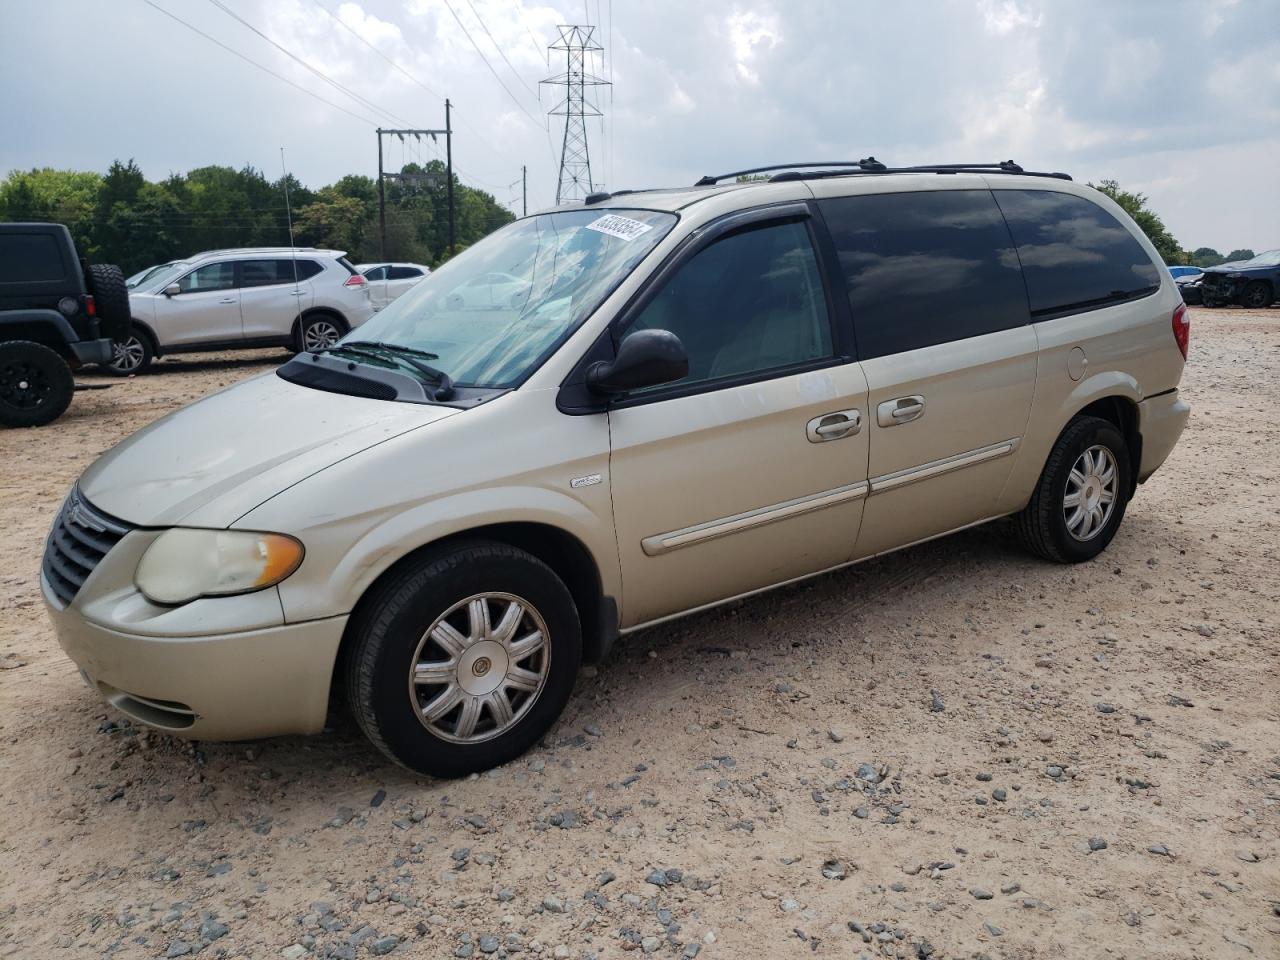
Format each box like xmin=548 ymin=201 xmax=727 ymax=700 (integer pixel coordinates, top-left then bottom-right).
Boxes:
xmin=1016 ymin=415 xmax=1131 ymax=563
xmin=1240 ymin=281 xmax=1272 ymax=309
xmin=297 ymin=314 xmax=345 ymax=352
xmin=346 ymin=541 xmax=582 ymax=777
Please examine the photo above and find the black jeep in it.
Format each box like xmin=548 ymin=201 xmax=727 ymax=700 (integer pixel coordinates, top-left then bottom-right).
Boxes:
xmin=0 ymin=223 xmax=130 ymax=427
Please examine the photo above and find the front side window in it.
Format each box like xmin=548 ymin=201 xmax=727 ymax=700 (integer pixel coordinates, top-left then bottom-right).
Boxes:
xmin=346 ymin=209 xmax=676 ymax=388
xmin=364 ymin=265 xmax=388 ymax=281
xmin=994 ymin=189 xmax=1161 ymax=318
xmin=820 ymin=190 xmax=1029 ymax=360
xmin=179 ymin=262 xmax=236 ymax=293
xmin=388 ymin=266 xmax=423 ymax=280
xmin=624 ymin=220 xmax=833 ymax=388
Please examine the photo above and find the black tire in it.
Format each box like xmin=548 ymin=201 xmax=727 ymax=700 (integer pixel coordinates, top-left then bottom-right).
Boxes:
xmin=1016 ymin=415 xmax=1131 ymax=563
xmin=0 ymin=340 xmax=75 ymax=428
xmin=1241 ymin=281 xmax=1272 ymax=309
xmin=85 ymin=264 xmax=131 ymax=341
xmin=346 ymin=541 xmax=582 ymax=778
xmin=296 ymin=313 xmax=346 ymax=352
xmin=102 ymin=325 xmax=153 ymax=376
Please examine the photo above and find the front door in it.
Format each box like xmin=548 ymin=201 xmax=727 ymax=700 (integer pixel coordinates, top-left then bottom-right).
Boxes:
xmin=151 ymin=261 xmax=239 ymax=347
xmin=363 ymin=265 xmax=390 ymax=309
xmin=812 ymin=187 xmax=1038 ymax=558
xmin=606 ymin=212 xmax=870 ymax=626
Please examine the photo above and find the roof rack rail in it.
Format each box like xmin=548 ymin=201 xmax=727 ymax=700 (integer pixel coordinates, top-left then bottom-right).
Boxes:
xmin=695 ymin=159 xmax=1071 ymax=186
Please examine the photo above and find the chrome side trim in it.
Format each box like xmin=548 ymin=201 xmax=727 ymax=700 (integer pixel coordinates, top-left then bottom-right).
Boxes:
xmin=621 ymin=511 xmax=1010 ymax=635
xmin=869 ymin=438 xmax=1020 ymax=494
xmin=640 ymin=481 xmax=869 ymax=557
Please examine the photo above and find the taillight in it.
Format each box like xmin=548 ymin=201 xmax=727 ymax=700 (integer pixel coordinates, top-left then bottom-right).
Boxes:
xmin=1172 ymin=303 xmax=1190 ymax=359
xmin=84 ymin=294 xmax=96 ymax=317
xmin=343 ymin=275 xmax=367 ymax=287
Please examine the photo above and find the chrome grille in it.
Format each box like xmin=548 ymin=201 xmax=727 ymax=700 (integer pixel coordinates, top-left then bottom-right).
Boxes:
xmin=42 ymin=488 xmax=132 ymax=607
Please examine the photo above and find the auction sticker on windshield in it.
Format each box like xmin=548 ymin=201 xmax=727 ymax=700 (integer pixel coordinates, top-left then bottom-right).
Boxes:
xmin=586 ymin=214 xmax=654 ymax=242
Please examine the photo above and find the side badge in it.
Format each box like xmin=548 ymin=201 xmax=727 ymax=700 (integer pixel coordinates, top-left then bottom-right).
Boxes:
xmin=570 ymin=474 xmax=603 ymax=489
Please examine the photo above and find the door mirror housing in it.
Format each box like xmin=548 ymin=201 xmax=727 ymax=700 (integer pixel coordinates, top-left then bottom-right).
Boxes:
xmin=163 ymin=283 xmax=180 ymax=297
xmin=587 ymin=329 xmax=689 ymax=396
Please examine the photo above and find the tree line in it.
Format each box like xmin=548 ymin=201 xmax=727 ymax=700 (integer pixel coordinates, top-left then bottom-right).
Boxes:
xmin=1089 ymin=180 xmax=1256 ymax=267
xmin=0 ymin=159 xmax=516 ymax=274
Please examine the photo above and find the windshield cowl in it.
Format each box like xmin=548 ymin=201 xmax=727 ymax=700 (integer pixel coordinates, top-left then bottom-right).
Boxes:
xmin=277 ymin=351 xmax=500 ymax=408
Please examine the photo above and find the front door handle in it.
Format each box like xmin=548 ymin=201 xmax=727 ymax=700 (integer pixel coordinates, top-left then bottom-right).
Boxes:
xmin=877 ymin=396 xmax=925 ymax=427
xmin=218 ymin=297 xmax=237 ymax=304
xmin=807 ymin=409 xmax=862 ymax=443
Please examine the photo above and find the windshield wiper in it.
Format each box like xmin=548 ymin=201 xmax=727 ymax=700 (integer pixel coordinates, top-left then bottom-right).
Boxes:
xmin=326 ymin=342 xmax=454 ymax=401
xmin=343 ymin=340 xmax=440 ymax=360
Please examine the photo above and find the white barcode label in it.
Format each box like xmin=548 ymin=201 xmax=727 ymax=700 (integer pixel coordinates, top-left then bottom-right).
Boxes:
xmin=585 ymin=214 xmax=654 ymax=242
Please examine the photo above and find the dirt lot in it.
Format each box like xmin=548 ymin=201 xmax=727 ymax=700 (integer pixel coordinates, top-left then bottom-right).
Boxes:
xmin=1 ymin=310 xmax=1277 ymax=960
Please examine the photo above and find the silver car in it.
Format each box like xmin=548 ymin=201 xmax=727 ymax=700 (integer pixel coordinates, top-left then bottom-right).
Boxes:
xmin=43 ymin=162 xmax=1190 ymax=777
xmin=109 ymin=248 xmax=374 ymax=374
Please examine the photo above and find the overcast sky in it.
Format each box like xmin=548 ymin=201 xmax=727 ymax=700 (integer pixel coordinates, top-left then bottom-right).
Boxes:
xmin=2 ymin=0 xmax=1277 ymax=252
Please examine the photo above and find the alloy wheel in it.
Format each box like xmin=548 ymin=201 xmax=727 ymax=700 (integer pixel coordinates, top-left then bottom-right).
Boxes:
xmin=110 ymin=336 xmax=146 ymax=373
xmin=303 ymin=320 xmax=342 ymax=351
xmin=0 ymin=359 xmax=51 ymax=410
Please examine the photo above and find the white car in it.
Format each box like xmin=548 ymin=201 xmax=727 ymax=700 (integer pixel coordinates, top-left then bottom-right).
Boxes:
xmin=357 ymin=262 xmax=431 ymax=310
xmin=444 ymin=271 xmax=531 ymax=311
xmin=110 ymin=248 xmax=374 ymax=374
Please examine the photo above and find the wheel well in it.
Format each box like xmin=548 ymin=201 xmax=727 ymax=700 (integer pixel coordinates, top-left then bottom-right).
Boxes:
xmin=329 ymin=522 xmax=611 ymax=707
xmin=1076 ymin=396 xmax=1141 ymax=496
xmin=130 ymin=320 xmax=160 ymax=355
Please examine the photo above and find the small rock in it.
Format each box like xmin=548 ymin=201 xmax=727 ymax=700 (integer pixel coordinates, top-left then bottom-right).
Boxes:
xmin=200 ymin=919 xmax=229 ymax=941
xmin=478 ymin=935 xmax=499 ymax=954
xmin=542 ymin=896 xmax=566 ymax=913
xmin=370 ymin=789 xmax=386 ymax=807
xmin=1000 ymin=882 xmax=1021 ymax=895
xmin=584 ymin=722 xmax=602 ymax=737
xmin=984 ymin=923 xmax=1003 ymax=937
xmin=821 ymin=859 xmax=846 ymax=880
xmin=1088 ymin=838 xmax=1108 ymax=852
xmin=970 ymin=888 xmax=994 ymax=900
xmin=281 ymin=947 xmax=307 ymax=960
xmin=166 ymin=942 xmax=194 ymax=958
xmin=929 ymin=689 xmax=945 ymax=713
xmin=828 ymin=729 xmax=844 ymax=743
xmin=1096 ymin=702 xmax=1118 ymax=714
xmin=641 ymin=937 xmax=661 ymax=953
xmin=369 ymin=936 xmax=399 ymax=956
xmin=1148 ymin=844 xmax=1173 ymax=858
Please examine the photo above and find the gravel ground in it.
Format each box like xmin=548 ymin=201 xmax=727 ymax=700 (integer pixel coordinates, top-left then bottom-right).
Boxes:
xmin=1 ymin=310 xmax=1277 ymax=960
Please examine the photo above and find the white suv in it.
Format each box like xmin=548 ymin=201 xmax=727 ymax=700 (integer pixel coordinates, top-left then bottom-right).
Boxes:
xmin=357 ymin=262 xmax=431 ymax=310
xmin=110 ymin=248 xmax=374 ymax=374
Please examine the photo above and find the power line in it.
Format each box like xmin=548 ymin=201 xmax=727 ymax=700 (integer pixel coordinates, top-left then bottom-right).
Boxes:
xmin=205 ymin=0 xmax=419 ymax=129
xmin=439 ymin=0 xmax=543 ymax=129
xmin=139 ymin=0 xmax=376 ymax=125
xmin=307 ymin=0 xmax=445 ymax=101
xmin=463 ymin=0 xmax=540 ymax=99
xmin=510 ymin=0 xmax=547 ymax=68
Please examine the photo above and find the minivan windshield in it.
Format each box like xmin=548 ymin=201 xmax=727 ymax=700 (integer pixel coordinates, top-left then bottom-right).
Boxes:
xmin=339 ymin=208 xmax=676 ymax=388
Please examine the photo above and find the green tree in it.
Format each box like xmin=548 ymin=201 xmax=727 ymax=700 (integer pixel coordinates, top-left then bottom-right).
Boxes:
xmin=1225 ymin=248 xmax=1255 ymax=263
xmin=295 ymin=189 xmax=371 ymax=254
xmin=1189 ymin=247 xmax=1224 ymax=268
xmin=1089 ymin=179 xmax=1183 ymax=265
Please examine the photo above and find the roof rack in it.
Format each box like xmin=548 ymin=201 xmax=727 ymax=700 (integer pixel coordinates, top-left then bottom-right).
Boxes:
xmin=694 ymin=159 xmax=1071 ymax=186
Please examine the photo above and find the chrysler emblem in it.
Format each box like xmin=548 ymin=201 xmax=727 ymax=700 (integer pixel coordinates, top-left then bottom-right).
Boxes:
xmin=67 ymin=500 xmax=106 ymax=534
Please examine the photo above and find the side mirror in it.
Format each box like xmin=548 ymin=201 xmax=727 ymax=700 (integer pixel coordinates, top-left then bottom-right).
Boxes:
xmin=163 ymin=283 xmax=180 ymax=297
xmin=586 ymin=329 xmax=688 ymax=396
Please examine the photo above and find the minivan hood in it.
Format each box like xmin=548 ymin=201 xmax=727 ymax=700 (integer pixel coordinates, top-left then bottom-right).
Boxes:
xmin=80 ymin=373 xmax=459 ymax=527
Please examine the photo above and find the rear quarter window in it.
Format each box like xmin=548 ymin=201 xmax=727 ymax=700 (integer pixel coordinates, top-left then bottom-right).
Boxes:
xmin=994 ymin=189 xmax=1162 ymax=319
xmin=0 ymin=233 xmax=67 ymax=284
xmin=819 ymin=190 xmax=1029 ymax=360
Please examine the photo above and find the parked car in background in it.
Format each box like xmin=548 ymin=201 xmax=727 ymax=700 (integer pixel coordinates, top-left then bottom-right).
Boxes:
xmin=1200 ymin=249 xmax=1280 ymax=308
xmin=357 ymin=262 xmax=431 ymax=310
xmin=43 ymin=162 xmax=1191 ymax=776
xmin=444 ymin=270 xmax=531 ymax=311
xmin=126 ymin=262 xmax=178 ymax=289
xmin=110 ymin=248 xmax=373 ymax=373
xmin=1168 ymin=265 xmax=1204 ymax=304
xmin=1 ymin=223 xmax=129 ymax=427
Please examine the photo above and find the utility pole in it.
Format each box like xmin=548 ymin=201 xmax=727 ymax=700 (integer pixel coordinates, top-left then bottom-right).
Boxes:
xmin=522 ymin=165 xmax=527 ymax=217
xmin=375 ymin=112 xmax=452 ymax=261
xmin=445 ymin=99 xmax=455 ymax=257
xmin=542 ymin=26 xmax=610 ymax=204
xmin=377 ymin=128 xmax=386 ymax=260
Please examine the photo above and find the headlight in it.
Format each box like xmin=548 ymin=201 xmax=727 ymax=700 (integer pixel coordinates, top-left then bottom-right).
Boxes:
xmin=135 ymin=529 xmax=304 ymax=605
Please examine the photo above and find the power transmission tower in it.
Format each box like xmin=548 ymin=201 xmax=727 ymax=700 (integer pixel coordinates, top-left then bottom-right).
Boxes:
xmin=541 ymin=25 xmax=610 ymax=204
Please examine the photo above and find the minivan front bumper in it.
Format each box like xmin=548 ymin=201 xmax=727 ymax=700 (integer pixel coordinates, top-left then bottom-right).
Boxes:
xmin=1137 ymin=388 xmax=1190 ymax=483
xmin=43 ymin=572 xmax=347 ymax=739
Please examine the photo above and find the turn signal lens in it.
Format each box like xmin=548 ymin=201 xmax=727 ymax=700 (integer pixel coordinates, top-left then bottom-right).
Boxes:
xmin=135 ymin=529 xmax=304 ymax=605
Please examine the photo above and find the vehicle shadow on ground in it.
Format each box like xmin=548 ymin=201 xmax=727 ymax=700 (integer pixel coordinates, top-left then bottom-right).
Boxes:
xmin=78 ymin=354 xmax=287 ymax=381
xmin=46 ymin=511 xmax=1177 ymax=796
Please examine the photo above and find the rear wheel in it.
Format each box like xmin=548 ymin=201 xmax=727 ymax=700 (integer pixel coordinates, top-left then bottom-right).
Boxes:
xmin=346 ymin=541 xmax=582 ymax=777
xmin=1016 ymin=416 xmax=1131 ymax=563
xmin=103 ymin=325 xmax=153 ymax=375
xmin=0 ymin=341 xmax=75 ymax=428
xmin=1241 ymin=281 xmax=1272 ymax=309
xmin=297 ymin=314 xmax=345 ymax=352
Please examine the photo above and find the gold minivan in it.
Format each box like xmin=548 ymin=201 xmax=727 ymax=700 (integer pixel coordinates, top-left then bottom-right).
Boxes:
xmin=41 ymin=162 xmax=1191 ymax=776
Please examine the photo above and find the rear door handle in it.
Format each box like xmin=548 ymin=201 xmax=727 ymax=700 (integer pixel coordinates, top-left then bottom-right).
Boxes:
xmin=218 ymin=298 xmax=237 ymax=304
xmin=806 ymin=409 xmax=862 ymax=443
xmin=877 ymin=396 xmax=925 ymax=427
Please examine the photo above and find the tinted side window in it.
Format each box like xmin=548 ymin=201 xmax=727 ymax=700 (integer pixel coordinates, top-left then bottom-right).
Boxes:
xmin=0 ymin=233 xmax=66 ymax=283
xmin=179 ymin=262 xmax=236 ymax=293
xmin=820 ymin=190 xmax=1029 ymax=360
xmin=289 ymin=259 xmax=323 ymax=281
xmin=994 ymin=189 xmax=1161 ymax=319
xmin=388 ymin=266 xmax=422 ymax=280
xmin=364 ymin=265 xmax=388 ymax=281
xmin=239 ymin=259 xmax=287 ymax=287
xmin=626 ymin=220 xmax=833 ymax=388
